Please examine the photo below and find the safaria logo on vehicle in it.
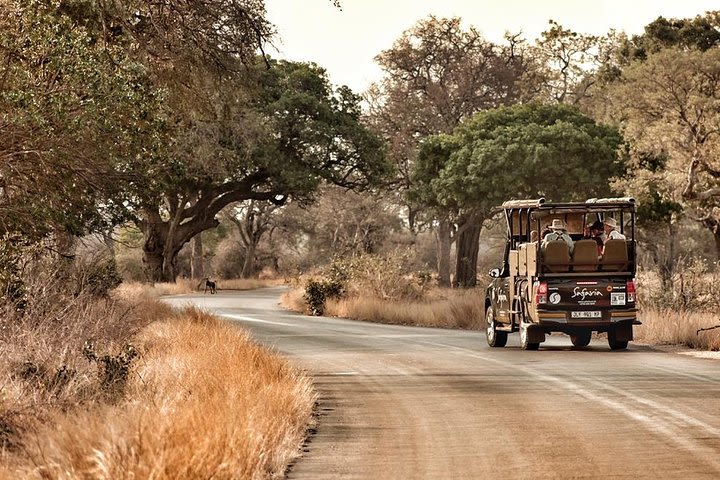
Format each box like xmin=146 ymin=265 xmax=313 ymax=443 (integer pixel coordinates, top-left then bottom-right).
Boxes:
xmin=572 ymin=287 xmax=603 ymax=305
xmin=549 ymin=292 xmax=561 ymax=304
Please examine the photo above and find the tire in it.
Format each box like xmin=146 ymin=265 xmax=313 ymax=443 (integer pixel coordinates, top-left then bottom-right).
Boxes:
xmin=486 ymin=306 xmax=507 ymax=348
xmin=570 ymin=330 xmax=592 ymax=347
xmin=520 ymin=322 xmax=540 ymax=350
xmin=607 ymin=329 xmax=629 ymax=350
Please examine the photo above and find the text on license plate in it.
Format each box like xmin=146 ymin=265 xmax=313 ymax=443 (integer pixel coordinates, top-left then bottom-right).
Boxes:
xmin=571 ymin=311 xmax=602 ymax=319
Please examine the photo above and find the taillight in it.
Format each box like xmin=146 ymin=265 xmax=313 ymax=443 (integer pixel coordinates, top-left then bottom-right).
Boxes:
xmin=626 ymin=280 xmax=636 ymax=303
xmin=535 ymin=281 xmax=548 ymax=305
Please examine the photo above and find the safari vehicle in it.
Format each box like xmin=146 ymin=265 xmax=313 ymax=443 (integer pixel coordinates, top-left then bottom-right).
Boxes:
xmin=484 ymin=197 xmax=639 ymax=350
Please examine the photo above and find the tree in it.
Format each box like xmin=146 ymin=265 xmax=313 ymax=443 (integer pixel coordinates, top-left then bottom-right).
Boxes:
xmin=608 ymin=47 xmax=720 ymax=258
xmin=366 ymin=16 xmax=528 ymax=285
xmin=0 ymin=0 xmax=163 ymax=241
xmin=271 ymin=185 xmax=403 ymax=270
xmin=138 ymin=60 xmax=388 ymax=281
xmin=620 ymin=12 xmax=720 ymax=62
xmin=522 ymin=20 xmax=629 ymax=107
xmin=222 ymin=200 xmax=279 ymax=278
xmin=413 ymin=103 xmax=625 ymax=286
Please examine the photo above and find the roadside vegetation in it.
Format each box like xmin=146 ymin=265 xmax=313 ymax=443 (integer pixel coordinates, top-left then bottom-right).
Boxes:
xmin=5 ymin=0 xmax=720 ymax=476
xmin=0 ymin=251 xmax=314 ymax=479
xmin=281 ymin=242 xmax=720 ymax=351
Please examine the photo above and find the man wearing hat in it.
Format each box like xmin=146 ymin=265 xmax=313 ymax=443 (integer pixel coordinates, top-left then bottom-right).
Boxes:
xmin=541 ymin=218 xmax=574 ymax=253
xmin=603 ymin=217 xmax=626 ymax=241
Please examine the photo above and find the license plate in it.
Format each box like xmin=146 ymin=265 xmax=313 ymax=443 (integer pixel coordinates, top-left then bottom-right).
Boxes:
xmin=571 ymin=311 xmax=602 ymax=319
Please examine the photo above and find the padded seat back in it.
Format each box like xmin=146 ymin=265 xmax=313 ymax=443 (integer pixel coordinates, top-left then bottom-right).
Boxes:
xmin=572 ymin=240 xmax=599 ymax=272
xmin=602 ymin=239 xmax=628 ymax=271
xmin=542 ymin=240 xmax=571 ymax=272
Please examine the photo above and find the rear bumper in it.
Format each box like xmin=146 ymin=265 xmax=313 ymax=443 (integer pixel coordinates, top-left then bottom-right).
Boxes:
xmin=536 ymin=309 xmax=638 ymax=326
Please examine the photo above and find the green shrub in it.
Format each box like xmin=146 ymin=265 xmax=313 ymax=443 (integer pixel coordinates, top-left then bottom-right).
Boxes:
xmin=303 ymin=278 xmax=345 ymax=316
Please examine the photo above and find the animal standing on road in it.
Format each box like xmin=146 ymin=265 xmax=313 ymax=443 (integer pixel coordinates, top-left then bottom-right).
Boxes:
xmin=203 ymin=278 xmax=217 ymax=294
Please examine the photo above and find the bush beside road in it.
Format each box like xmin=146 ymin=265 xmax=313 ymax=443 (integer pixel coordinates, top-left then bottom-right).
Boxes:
xmin=1 ymin=282 xmax=314 ymax=479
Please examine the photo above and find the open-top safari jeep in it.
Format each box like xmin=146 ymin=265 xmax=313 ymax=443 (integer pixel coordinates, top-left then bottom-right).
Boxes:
xmin=484 ymin=197 xmax=639 ymax=350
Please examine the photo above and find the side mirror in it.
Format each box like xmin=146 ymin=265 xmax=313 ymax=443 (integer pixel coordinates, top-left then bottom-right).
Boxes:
xmin=489 ymin=268 xmax=501 ymax=278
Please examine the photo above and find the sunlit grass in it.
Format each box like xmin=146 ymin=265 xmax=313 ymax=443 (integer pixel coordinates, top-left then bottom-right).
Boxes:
xmin=3 ymin=307 xmax=315 ymax=479
xmin=281 ymin=286 xmax=485 ymax=330
xmin=635 ymin=308 xmax=720 ymax=350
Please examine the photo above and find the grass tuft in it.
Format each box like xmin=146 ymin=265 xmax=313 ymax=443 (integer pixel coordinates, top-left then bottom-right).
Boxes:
xmin=3 ymin=307 xmax=315 ymax=478
xmin=635 ymin=308 xmax=720 ymax=350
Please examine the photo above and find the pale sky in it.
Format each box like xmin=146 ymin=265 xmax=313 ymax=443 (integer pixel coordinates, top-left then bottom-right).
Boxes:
xmin=265 ymin=0 xmax=720 ymax=93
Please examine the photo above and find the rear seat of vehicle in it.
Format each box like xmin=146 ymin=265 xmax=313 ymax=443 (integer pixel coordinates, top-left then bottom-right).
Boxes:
xmin=601 ymin=239 xmax=629 ymax=271
xmin=571 ymin=240 xmax=599 ymax=272
xmin=540 ymin=239 xmax=628 ymax=273
xmin=542 ymin=240 xmax=571 ymax=272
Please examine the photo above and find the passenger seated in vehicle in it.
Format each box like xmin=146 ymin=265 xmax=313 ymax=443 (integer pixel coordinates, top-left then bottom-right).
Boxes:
xmin=541 ymin=219 xmax=574 ymax=253
xmin=583 ymin=220 xmax=604 ymax=256
xmin=603 ymin=217 xmax=626 ymax=243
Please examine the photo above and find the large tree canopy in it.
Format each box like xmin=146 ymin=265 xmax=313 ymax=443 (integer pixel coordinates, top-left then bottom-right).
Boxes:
xmin=0 ymin=0 xmax=164 ymax=240
xmin=366 ymin=15 xmax=528 ymax=285
xmin=412 ymin=103 xmax=625 ymax=286
xmin=139 ymin=59 xmax=389 ymax=281
xmin=608 ymin=47 xmax=720 ymax=257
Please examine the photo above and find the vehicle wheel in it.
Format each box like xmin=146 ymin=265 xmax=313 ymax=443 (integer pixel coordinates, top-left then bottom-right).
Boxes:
xmin=520 ymin=322 xmax=539 ymax=350
xmin=607 ymin=329 xmax=628 ymax=350
xmin=486 ymin=307 xmax=507 ymax=348
xmin=570 ymin=330 xmax=592 ymax=347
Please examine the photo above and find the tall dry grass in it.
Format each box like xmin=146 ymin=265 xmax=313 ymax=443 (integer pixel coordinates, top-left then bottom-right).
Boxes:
xmin=635 ymin=308 xmax=720 ymax=350
xmin=2 ymin=256 xmax=314 ymax=478
xmin=6 ymin=308 xmax=314 ymax=479
xmin=114 ymin=278 xmax=274 ymax=300
xmin=281 ymin=287 xmax=485 ymax=330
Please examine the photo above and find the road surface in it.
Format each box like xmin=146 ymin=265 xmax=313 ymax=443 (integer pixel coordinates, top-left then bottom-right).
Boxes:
xmin=165 ymin=288 xmax=720 ymax=479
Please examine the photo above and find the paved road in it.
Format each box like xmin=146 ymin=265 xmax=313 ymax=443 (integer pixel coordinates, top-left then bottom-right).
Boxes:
xmin=165 ymin=288 xmax=720 ymax=479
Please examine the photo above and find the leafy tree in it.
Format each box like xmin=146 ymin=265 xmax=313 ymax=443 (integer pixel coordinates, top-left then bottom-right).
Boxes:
xmin=620 ymin=12 xmax=720 ymax=61
xmin=0 ymin=0 xmax=164 ymax=241
xmin=137 ymin=59 xmax=387 ymax=281
xmin=367 ymin=15 xmax=528 ymax=285
xmin=608 ymin=47 xmax=720 ymax=258
xmin=54 ymin=1 xmax=388 ymax=281
xmin=413 ymin=103 xmax=624 ymax=286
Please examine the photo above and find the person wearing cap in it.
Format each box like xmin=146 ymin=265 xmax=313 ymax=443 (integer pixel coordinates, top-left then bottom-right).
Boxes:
xmin=603 ymin=217 xmax=626 ymax=241
xmin=541 ymin=218 xmax=574 ymax=253
xmin=584 ymin=220 xmax=605 ymax=255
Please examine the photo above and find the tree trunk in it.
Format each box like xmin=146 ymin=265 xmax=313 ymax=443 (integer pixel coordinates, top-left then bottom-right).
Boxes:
xmin=140 ymin=208 xmax=217 ymax=283
xmin=141 ymin=212 xmax=168 ymax=282
xmin=162 ymin=246 xmax=181 ymax=281
xmin=437 ymin=218 xmax=451 ymax=287
xmin=191 ymin=234 xmax=204 ymax=280
xmin=454 ymin=220 xmax=482 ymax=288
xmin=241 ymin=242 xmax=256 ymax=278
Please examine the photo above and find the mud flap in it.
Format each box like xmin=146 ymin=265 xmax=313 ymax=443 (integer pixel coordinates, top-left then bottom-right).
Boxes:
xmin=613 ymin=322 xmax=633 ymax=342
xmin=527 ymin=324 xmax=546 ymax=344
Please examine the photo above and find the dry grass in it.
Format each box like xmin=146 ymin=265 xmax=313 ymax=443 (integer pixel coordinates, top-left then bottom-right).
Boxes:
xmin=5 ymin=308 xmax=315 ymax=479
xmin=281 ymin=287 xmax=485 ymax=330
xmin=113 ymin=278 xmax=274 ymax=301
xmin=112 ymin=278 xmax=196 ymax=300
xmin=635 ymin=308 xmax=720 ymax=350
xmin=219 ymin=278 xmax=275 ymax=291
xmin=2 ymin=263 xmax=315 ymax=479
